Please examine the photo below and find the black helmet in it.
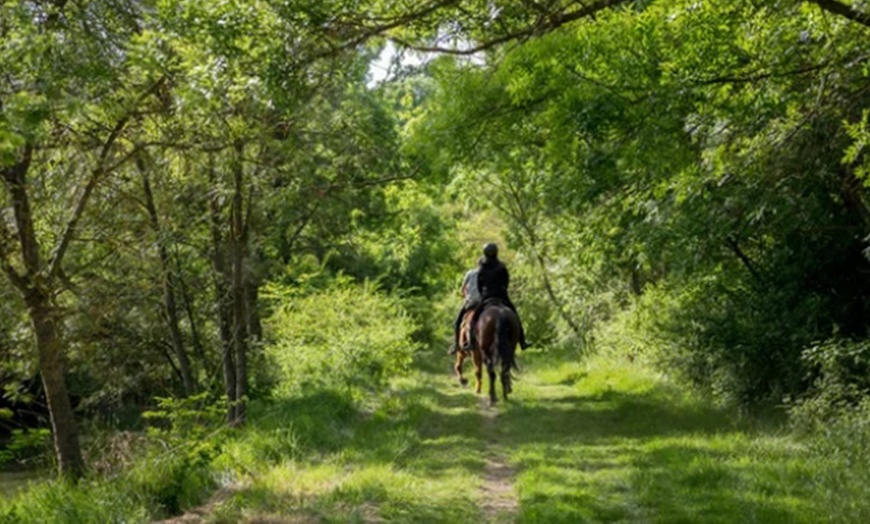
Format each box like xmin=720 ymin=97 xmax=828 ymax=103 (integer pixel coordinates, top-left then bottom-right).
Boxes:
xmin=482 ymin=242 xmax=498 ymax=258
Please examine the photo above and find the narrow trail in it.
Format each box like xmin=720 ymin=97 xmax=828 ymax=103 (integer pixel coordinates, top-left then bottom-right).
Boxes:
xmin=478 ymin=398 xmax=518 ymax=523
xmin=149 ymin=355 xmax=828 ymax=523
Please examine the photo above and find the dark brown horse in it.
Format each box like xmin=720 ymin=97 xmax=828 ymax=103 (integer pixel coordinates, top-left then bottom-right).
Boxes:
xmin=453 ymin=302 xmax=519 ymax=405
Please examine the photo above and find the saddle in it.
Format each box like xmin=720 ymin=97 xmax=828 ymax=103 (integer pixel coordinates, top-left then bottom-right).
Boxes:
xmin=459 ymin=298 xmax=506 ymax=350
xmin=480 ymin=297 xmax=506 ymax=308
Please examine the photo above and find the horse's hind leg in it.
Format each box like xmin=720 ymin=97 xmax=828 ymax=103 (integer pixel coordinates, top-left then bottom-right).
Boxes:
xmin=501 ymin=368 xmax=512 ymax=400
xmin=473 ymin=350 xmax=483 ymax=394
xmin=487 ymin=359 xmax=498 ymax=406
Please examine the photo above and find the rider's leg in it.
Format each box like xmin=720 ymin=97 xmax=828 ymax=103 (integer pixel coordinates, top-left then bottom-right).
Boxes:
xmin=503 ymin=297 xmax=530 ymax=349
xmin=449 ymin=304 xmax=468 ymax=354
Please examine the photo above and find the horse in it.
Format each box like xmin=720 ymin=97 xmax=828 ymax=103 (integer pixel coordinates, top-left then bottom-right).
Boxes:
xmin=453 ymin=301 xmax=519 ymax=405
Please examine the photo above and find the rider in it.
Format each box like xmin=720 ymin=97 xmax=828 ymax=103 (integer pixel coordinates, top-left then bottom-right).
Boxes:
xmin=448 ymin=266 xmax=482 ymax=355
xmin=468 ymin=242 xmax=530 ymax=350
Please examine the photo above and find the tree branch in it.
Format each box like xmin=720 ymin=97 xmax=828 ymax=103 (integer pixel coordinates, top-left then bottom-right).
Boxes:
xmin=392 ymin=0 xmax=628 ymax=56
xmin=314 ymin=0 xmax=462 ymax=59
xmin=47 ymin=77 xmax=166 ymax=280
xmin=806 ymin=0 xmax=870 ymax=28
xmin=1 ymin=143 xmax=43 ymax=279
xmin=0 ymin=220 xmax=28 ymax=291
xmin=726 ymin=235 xmax=762 ymax=283
xmin=697 ymin=62 xmax=834 ymax=86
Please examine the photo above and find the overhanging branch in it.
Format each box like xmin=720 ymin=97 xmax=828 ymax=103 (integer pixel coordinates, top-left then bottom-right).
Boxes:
xmin=806 ymin=0 xmax=870 ymax=28
xmin=0 ymin=221 xmax=27 ymax=291
xmin=393 ymin=0 xmax=628 ymax=55
xmin=47 ymin=77 xmax=166 ymax=280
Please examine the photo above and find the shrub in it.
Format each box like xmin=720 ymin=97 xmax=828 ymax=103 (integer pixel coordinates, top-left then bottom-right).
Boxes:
xmin=790 ymin=338 xmax=870 ymax=432
xmin=265 ymin=281 xmax=419 ymax=399
xmin=598 ymin=274 xmax=826 ymax=406
xmin=0 ymin=428 xmax=53 ymax=469
xmin=130 ymin=393 xmax=226 ymax=515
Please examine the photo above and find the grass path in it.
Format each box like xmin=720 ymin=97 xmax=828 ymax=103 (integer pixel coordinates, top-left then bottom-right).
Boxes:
xmin=193 ymin=350 xmax=832 ymax=523
xmin=478 ymin=398 xmax=518 ymax=523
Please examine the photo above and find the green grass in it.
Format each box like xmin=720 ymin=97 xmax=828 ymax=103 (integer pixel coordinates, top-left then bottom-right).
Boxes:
xmin=202 ymin=349 xmax=840 ymax=523
xmin=4 ymin=347 xmax=870 ymax=522
xmin=497 ymin=353 xmax=822 ymax=523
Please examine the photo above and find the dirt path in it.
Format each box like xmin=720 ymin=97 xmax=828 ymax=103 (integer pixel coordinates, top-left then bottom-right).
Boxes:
xmin=478 ymin=398 xmax=519 ymax=523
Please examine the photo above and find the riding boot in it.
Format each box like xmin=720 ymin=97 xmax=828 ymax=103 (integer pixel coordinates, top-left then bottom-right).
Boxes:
xmin=502 ymin=298 xmax=531 ymax=349
xmin=464 ymin=330 xmax=475 ymax=351
xmin=449 ymin=306 xmax=465 ymax=355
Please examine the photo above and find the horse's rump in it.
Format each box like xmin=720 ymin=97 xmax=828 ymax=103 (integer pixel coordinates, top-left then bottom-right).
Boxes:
xmin=453 ymin=300 xmax=520 ymax=403
xmin=477 ymin=305 xmax=519 ymax=360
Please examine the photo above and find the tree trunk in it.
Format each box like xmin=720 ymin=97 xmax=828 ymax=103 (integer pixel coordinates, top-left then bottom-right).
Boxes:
xmin=230 ymin=141 xmax=248 ymax=426
xmin=245 ymin=261 xmax=263 ymax=343
xmin=27 ymin=292 xmax=85 ymax=478
xmin=209 ymin=157 xmax=237 ymax=425
xmin=177 ymin=268 xmax=210 ymax=378
xmin=140 ymin=160 xmax=195 ymax=395
xmin=1 ymin=146 xmax=84 ymax=478
xmin=500 ymin=177 xmax=584 ymax=338
xmin=534 ymin=249 xmax=584 ymax=337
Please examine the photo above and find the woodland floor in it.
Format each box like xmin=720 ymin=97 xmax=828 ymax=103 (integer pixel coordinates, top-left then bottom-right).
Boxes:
xmin=156 ymin=349 xmax=828 ymax=523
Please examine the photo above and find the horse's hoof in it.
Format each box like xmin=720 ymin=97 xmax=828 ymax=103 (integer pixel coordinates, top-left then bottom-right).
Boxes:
xmin=459 ymin=378 xmax=469 ymax=387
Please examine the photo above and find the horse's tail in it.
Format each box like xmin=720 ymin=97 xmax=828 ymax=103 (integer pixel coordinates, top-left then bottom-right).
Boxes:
xmin=496 ymin=310 xmax=518 ymax=373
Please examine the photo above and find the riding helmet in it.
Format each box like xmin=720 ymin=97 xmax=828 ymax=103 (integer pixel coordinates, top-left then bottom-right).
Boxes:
xmin=483 ymin=242 xmax=498 ymax=258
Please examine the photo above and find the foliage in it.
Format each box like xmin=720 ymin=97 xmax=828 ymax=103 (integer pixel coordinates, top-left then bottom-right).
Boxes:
xmin=142 ymin=393 xmax=226 ymax=443
xmin=265 ymin=281 xmax=418 ymax=399
xmin=5 ymin=0 xmax=870 ymax=516
xmin=0 ymin=429 xmax=52 ymax=469
xmin=790 ymin=338 xmax=870 ymax=430
xmin=412 ymin=0 xmax=870 ymax=404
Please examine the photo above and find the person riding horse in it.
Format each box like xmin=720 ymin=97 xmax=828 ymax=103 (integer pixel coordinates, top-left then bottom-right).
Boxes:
xmin=449 ymin=243 xmax=529 ymax=354
xmin=448 ymin=266 xmax=482 ymax=355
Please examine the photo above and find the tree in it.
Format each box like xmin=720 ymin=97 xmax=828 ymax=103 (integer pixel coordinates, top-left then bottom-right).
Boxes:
xmin=0 ymin=0 xmax=166 ymax=476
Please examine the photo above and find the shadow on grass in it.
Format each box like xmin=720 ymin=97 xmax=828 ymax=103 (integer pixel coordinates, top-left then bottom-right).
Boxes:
xmin=232 ymin=358 xmax=815 ymax=523
xmin=479 ymin=377 xmax=814 ymax=522
xmin=219 ymin=384 xmax=486 ymax=523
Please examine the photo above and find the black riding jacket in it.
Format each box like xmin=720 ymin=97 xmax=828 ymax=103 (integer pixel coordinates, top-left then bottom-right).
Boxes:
xmin=476 ymin=257 xmax=509 ymax=300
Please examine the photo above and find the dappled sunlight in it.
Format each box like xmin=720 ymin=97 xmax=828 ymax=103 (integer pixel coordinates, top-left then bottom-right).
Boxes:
xmin=222 ymin=456 xmax=481 ymax=523
xmin=479 ymin=355 xmax=826 ymax=523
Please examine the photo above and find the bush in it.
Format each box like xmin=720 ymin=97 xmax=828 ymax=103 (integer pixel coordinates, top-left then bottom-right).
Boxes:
xmin=130 ymin=393 xmax=226 ymax=515
xmin=790 ymin=338 xmax=870 ymax=432
xmin=0 ymin=428 xmax=53 ymax=469
xmin=597 ymin=274 xmax=830 ymax=406
xmin=790 ymin=394 xmax=870 ymax=522
xmin=264 ymin=281 xmax=419 ymax=399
